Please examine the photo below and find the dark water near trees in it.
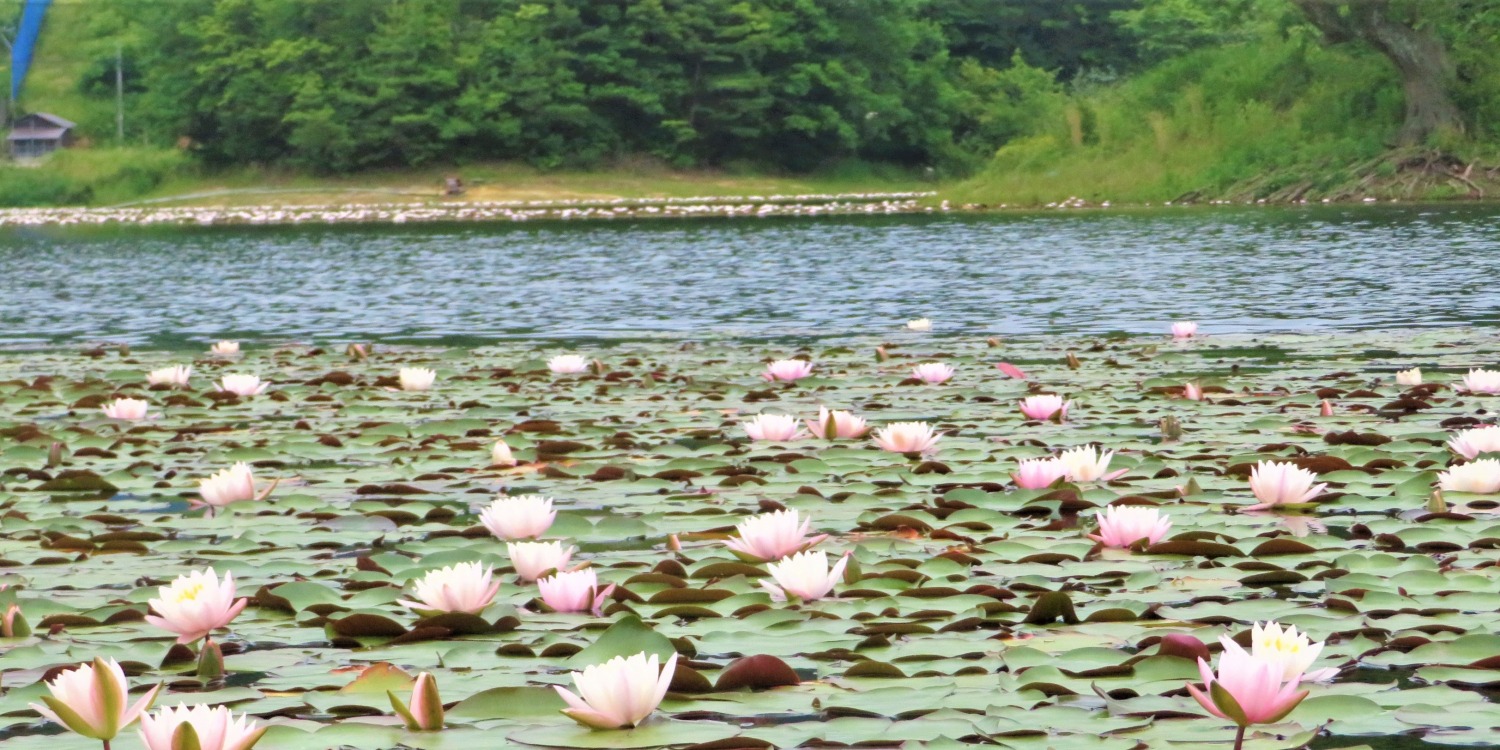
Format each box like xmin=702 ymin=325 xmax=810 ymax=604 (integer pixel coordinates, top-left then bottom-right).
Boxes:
xmin=1 ymin=204 xmax=1498 ymax=349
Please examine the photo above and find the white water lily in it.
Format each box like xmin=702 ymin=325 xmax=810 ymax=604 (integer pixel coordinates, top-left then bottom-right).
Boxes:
xmin=1246 ymin=460 xmax=1328 ymax=511
xmin=911 ymin=362 xmax=955 ymax=384
xmin=1395 ymin=368 xmax=1422 ymax=386
xmin=214 ymin=374 xmax=268 ymax=396
xmin=1448 ymin=426 xmax=1500 ymax=460
xmin=399 ymin=562 xmax=500 ymax=614
xmin=548 ymin=354 xmax=589 ymax=374
xmin=479 ymin=494 xmax=555 ymax=540
xmin=762 ymin=550 xmax=850 ymax=601
xmin=1461 ymin=368 xmax=1500 ymax=394
xmin=554 ymin=651 xmax=677 ymax=729
xmin=725 ymin=509 xmax=828 ymax=562
xmin=871 ymin=421 xmax=941 ymax=454
xmin=741 ymin=413 xmax=806 ymax=442
xmin=209 ymin=341 xmax=240 ymax=356
xmin=146 ymin=365 xmax=192 ymax=387
xmin=491 ymin=438 xmax=517 ymax=466
xmin=1248 ymin=621 xmax=1339 ymax=683
xmin=1058 ymin=446 xmax=1123 ymax=482
xmin=1437 ymin=458 xmax=1500 ymax=494
xmin=507 ymin=541 xmax=575 ymax=581
xmin=102 ymin=397 xmax=150 ymax=420
xmin=399 ymin=367 xmax=437 ymax=391
xmin=905 ymin=318 xmax=932 ymax=331
xmin=1088 ymin=506 xmax=1172 ymax=549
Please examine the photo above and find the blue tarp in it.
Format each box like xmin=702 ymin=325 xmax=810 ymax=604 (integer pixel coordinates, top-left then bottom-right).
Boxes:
xmin=10 ymin=0 xmax=52 ymax=102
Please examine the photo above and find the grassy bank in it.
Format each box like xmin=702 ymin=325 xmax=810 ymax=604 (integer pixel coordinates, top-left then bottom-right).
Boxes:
xmin=950 ymin=39 xmax=1500 ymax=206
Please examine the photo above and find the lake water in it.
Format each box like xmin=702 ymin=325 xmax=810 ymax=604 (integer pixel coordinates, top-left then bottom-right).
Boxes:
xmin=2 ymin=203 xmax=1498 ymax=348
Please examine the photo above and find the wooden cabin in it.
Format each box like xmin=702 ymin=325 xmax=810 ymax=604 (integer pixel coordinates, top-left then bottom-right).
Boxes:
xmin=7 ymin=112 xmax=77 ymax=159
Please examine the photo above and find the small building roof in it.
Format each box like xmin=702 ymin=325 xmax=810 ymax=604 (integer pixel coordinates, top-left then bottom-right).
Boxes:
xmin=8 ymin=127 xmax=69 ymax=141
xmin=22 ymin=112 xmax=76 ymax=128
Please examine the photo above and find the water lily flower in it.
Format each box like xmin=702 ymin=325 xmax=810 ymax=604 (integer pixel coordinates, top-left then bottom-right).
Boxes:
xmin=1088 ymin=506 xmax=1172 ymax=548
xmin=911 ymin=362 xmax=955 ymax=384
xmin=1395 ymin=368 xmax=1422 ymax=386
xmin=479 ymin=494 xmax=555 ymax=540
xmin=762 ymin=550 xmax=849 ymax=602
xmin=146 ymin=365 xmax=192 ymax=388
xmin=491 ymin=439 xmax=517 ymax=467
xmin=1183 ymin=382 xmax=1203 ymax=401
xmin=144 ymin=568 xmax=247 ymax=644
xmin=197 ymin=462 xmax=273 ymax=510
xmin=138 ymin=704 xmax=266 ymax=750
xmin=554 ymin=651 xmax=677 ymax=730
xmin=1019 ymin=394 xmax=1070 ymax=421
xmin=725 ymin=509 xmax=828 ymax=562
xmin=30 ymin=657 xmax=161 ymax=743
xmin=1246 ymin=461 xmax=1328 ymax=511
xmin=1012 ymin=457 xmax=1068 ymax=489
xmin=507 ymin=541 xmax=576 ymax=582
xmin=871 ymin=421 xmax=941 ymax=454
xmin=1462 ymin=368 xmax=1500 ymax=394
xmin=548 ymin=354 xmax=589 ymax=374
xmin=1187 ymin=640 xmax=1309 ymax=731
xmin=1449 ymin=426 xmax=1500 ymax=460
xmin=762 ymin=359 xmax=813 ymax=382
xmin=1437 ymin=458 xmax=1500 ymax=494
xmin=399 ymin=367 xmax=437 ymax=391
xmin=1248 ymin=622 xmax=1339 ymax=683
xmin=537 ymin=569 xmax=614 ymax=615
xmin=210 ymin=341 xmax=240 ymax=356
xmin=1171 ymin=321 xmax=1198 ymax=338
xmin=1059 ymin=446 xmax=1125 ymax=482
xmin=389 ymin=672 xmax=444 ymax=731
xmin=1319 ymin=400 xmax=1334 ymax=417
xmin=399 ymin=562 xmax=500 ymax=615
xmin=742 ymin=413 xmax=806 ymax=442
xmin=101 ymin=398 xmax=150 ymax=420
xmin=905 ymin=318 xmax=932 ymax=331
xmin=805 ymin=406 xmax=869 ymax=439
xmin=214 ymin=374 xmax=268 ymax=396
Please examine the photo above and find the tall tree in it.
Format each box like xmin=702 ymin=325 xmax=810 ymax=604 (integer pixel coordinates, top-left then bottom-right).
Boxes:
xmin=1290 ymin=0 xmax=1463 ymax=144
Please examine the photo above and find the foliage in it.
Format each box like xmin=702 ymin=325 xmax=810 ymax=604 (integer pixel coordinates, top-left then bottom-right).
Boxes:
xmin=0 ymin=147 xmax=187 ymax=206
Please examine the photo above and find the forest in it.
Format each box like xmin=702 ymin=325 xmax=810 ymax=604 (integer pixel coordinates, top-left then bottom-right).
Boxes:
xmin=3 ymin=0 xmax=1499 ymax=204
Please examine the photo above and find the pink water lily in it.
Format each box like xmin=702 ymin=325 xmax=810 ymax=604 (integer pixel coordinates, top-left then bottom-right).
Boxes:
xmin=871 ymin=421 xmax=941 ymax=454
xmin=548 ymin=354 xmax=590 ymax=374
xmin=389 ymin=672 xmax=444 ymax=731
xmin=30 ymin=657 xmax=161 ymax=742
xmin=762 ymin=359 xmax=813 ymax=382
xmin=1171 ymin=321 xmax=1198 ymax=338
xmin=911 ymin=362 xmax=955 ymax=384
xmin=741 ymin=413 xmax=806 ymax=442
xmin=725 ymin=509 xmax=828 ymax=562
xmin=507 ymin=541 xmax=575 ymax=581
xmin=144 ymin=568 xmax=247 ymax=644
xmin=1448 ymin=426 xmax=1500 ymax=460
xmin=995 ymin=362 xmax=1028 ymax=379
xmin=1187 ymin=639 xmax=1309 ymax=729
xmin=1012 ymin=457 xmax=1068 ymax=489
xmin=197 ymin=462 xmax=275 ymax=510
xmin=138 ymin=704 xmax=266 ymax=750
xmin=1018 ymin=394 xmax=1070 ymax=421
xmin=805 ymin=406 xmax=868 ymax=439
xmin=1088 ymin=505 xmax=1172 ymax=548
xmin=1246 ymin=461 xmax=1328 ymax=511
xmin=214 ymin=374 xmax=268 ymax=396
xmin=537 ymin=569 xmax=614 ymax=615
xmin=1183 ymin=382 xmax=1203 ymax=401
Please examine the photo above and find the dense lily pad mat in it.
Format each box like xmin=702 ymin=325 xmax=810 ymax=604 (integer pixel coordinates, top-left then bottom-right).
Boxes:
xmin=0 ymin=329 xmax=1496 ymax=750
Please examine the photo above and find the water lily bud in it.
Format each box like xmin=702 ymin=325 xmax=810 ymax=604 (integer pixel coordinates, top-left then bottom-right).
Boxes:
xmin=3 ymin=603 xmax=29 ymax=637
xmin=1319 ymin=400 xmax=1334 ymax=417
xmin=1157 ymin=634 xmax=1210 ymax=662
xmin=47 ymin=441 xmax=63 ymax=467
xmin=1066 ymin=352 xmax=1081 ymax=369
xmin=389 ymin=672 xmax=444 ymax=731
xmin=30 ymin=657 xmax=161 ymax=742
xmin=1427 ymin=489 xmax=1448 ymax=513
xmin=1160 ymin=415 xmax=1182 ymax=440
xmin=196 ymin=638 xmax=225 ymax=682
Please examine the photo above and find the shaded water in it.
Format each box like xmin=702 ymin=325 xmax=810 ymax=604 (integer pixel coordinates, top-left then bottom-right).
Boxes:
xmin=2 ymin=204 xmax=1498 ymax=348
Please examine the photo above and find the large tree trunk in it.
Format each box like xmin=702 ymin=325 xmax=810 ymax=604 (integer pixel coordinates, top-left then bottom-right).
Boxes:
xmin=1291 ymin=0 xmax=1464 ymax=145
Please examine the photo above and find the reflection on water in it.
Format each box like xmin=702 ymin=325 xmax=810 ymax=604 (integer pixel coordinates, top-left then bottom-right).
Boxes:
xmin=2 ymin=204 xmax=1499 ymax=348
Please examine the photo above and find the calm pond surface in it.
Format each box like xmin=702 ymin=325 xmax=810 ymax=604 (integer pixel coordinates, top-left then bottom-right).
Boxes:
xmin=1 ymin=203 xmax=1498 ymax=348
